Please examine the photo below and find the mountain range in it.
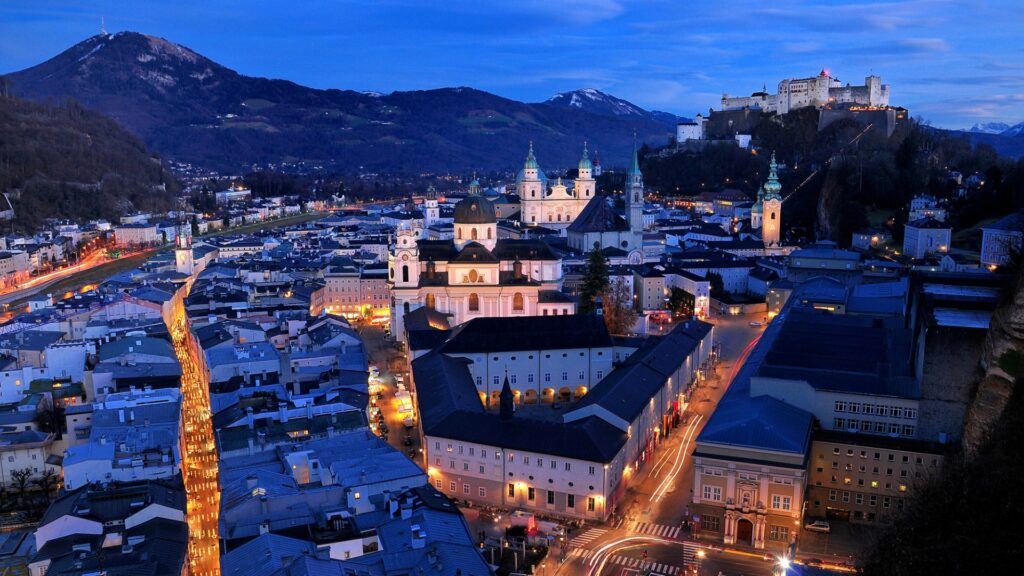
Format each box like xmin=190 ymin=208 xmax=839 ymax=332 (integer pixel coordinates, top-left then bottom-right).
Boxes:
xmin=3 ymin=32 xmax=681 ymax=174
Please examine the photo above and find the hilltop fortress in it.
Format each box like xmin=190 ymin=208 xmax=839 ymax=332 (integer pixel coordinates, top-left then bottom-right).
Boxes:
xmin=721 ymin=70 xmax=889 ymax=115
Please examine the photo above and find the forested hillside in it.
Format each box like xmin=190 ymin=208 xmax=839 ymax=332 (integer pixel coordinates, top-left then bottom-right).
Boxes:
xmin=0 ymin=90 xmax=176 ymax=230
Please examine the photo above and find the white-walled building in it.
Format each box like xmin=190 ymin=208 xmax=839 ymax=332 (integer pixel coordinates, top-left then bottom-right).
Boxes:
xmin=980 ymin=211 xmax=1024 ymax=267
xmin=903 ymin=217 xmax=951 ymax=259
xmin=722 ymin=71 xmax=889 ymax=115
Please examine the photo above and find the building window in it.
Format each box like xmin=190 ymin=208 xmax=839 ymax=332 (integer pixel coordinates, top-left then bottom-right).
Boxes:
xmin=402 ymin=265 xmax=409 ymax=283
xmin=528 ymin=374 xmax=535 ymax=383
xmin=528 ymin=487 xmax=535 ymax=501
xmin=493 ymin=376 xmax=500 ymax=386
xmin=588 ymin=497 xmax=596 ymax=512
xmin=842 ymin=491 xmax=850 ymax=503
xmin=508 ymin=484 xmax=515 ymax=498
xmin=703 ymin=516 xmax=721 ymax=531
xmin=589 ymin=466 xmax=596 ymax=475
xmin=513 ymin=292 xmax=524 ymax=311
xmin=425 ymin=293 xmax=435 ymax=309
xmin=479 ymin=487 xmax=487 ymax=497
xmin=547 ymin=491 xmax=555 ymax=505
xmin=596 ymin=370 xmax=603 ymax=380
xmin=562 ymin=372 xmax=568 ymax=381
xmin=703 ymin=485 xmax=722 ymax=501
xmin=479 ymin=465 xmax=485 ymax=474
xmin=828 ymin=489 xmax=837 ymax=501
xmin=578 ymin=370 xmax=585 ymax=380
xmin=567 ymin=494 xmax=575 ymax=509
xmin=544 ymin=373 xmax=551 ymax=383
xmin=510 ymin=374 xmax=518 ymax=384
xmin=564 ymin=463 xmax=571 ymax=472
xmin=450 ymin=482 xmax=457 ymax=492
xmin=435 ymin=479 xmax=442 ymax=490
xmin=856 ymin=494 xmax=864 ymax=505
xmin=769 ymin=526 xmax=790 ymax=541
xmin=537 ymin=458 xmax=543 ymax=468
xmin=469 ymin=293 xmax=479 ymax=311
xmin=463 ymin=484 xmax=470 ymax=494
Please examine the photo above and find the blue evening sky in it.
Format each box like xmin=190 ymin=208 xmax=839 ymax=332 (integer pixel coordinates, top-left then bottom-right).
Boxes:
xmin=2 ymin=1 xmax=1022 ymax=128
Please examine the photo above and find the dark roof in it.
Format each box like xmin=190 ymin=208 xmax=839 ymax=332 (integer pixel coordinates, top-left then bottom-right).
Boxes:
xmin=698 ymin=394 xmax=814 ymax=454
xmin=812 ymin=428 xmax=951 ymax=455
xmin=417 ymin=240 xmax=458 ymax=262
xmin=412 ymin=352 xmax=626 ymax=462
xmin=538 ymin=290 xmax=576 ymax=304
xmin=402 ymin=306 xmax=454 ymax=332
xmin=906 ymin=217 xmax=950 ymax=229
xmin=450 ymin=242 xmax=499 ymax=263
xmin=568 ymin=195 xmax=629 ymax=233
xmin=757 ymin=308 xmax=918 ymax=399
xmin=440 ymin=314 xmax=611 ymax=353
xmin=454 ymin=196 xmax=496 ymax=224
xmin=984 ymin=210 xmax=1024 ymax=233
xmin=567 ymin=321 xmax=712 ymax=423
xmin=491 ymin=239 xmax=559 ymax=261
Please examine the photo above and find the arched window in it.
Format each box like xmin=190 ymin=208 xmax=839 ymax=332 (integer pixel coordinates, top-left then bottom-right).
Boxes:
xmin=457 ymin=228 xmax=462 ymax=239
xmin=425 ymin=293 xmax=435 ymax=309
xmin=513 ymin=292 xmax=524 ymax=311
xmin=557 ymin=214 xmax=562 ymax=222
xmin=389 ymin=267 xmax=394 ymax=279
xmin=472 ymin=228 xmax=478 ymax=240
xmin=402 ymin=265 xmax=409 ymax=283
xmin=771 ymin=212 xmax=776 ymax=220
xmin=487 ymin=227 xmax=492 ymax=239
xmin=403 ymin=302 xmax=410 ymax=314
xmin=468 ymin=293 xmax=479 ymax=312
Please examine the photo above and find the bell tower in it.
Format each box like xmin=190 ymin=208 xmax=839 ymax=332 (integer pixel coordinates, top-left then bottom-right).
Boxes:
xmin=626 ymin=136 xmax=644 ymax=233
xmin=761 ymin=152 xmax=783 ymax=249
xmin=174 ymin=221 xmax=193 ymax=275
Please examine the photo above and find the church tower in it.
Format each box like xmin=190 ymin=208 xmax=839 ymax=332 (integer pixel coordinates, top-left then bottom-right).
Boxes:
xmin=574 ymin=143 xmax=595 ymax=200
xmin=761 ymin=152 xmax=783 ymax=249
xmin=174 ymin=221 xmax=193 ymax=276
xmin=751 ymin=184 xmax=764 ymax=230
xmin=388 ymin=224 xmax=421 ymax=337
xmin=423 ymin=185 xmax=439 ymax=230
xmin=518 ymin=142 xmax=545 ymax=225
xmin=626 ymin=138 xmax=644 ymax=233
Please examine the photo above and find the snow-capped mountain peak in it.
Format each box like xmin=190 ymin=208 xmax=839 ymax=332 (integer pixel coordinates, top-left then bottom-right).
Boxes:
xmin=1002 ymin=122 xmax=1024 ymax=137
xmin=546 ymin=88 xmax=647 ymax=117
xmin=968 ymin=122 xmax=1011 ymax=134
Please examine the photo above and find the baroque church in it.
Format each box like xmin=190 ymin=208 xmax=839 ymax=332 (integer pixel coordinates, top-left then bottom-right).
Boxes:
xmin=517 ymin=143 xmax=595 ymax=230
xmin=388 ymin=185 xmax=573 ymax=338
xmin=566 ymin=141 xmax=648 ymax=264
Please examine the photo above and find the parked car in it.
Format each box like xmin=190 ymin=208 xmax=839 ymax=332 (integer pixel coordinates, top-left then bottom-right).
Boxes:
xmin=749 ymin=321 xmax=763 ymax=327
xmin=805 ymin=520 xmax=831 ymax=533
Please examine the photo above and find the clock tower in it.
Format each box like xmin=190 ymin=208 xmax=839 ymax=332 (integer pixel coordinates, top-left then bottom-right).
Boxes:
xmin=761 ymin=152 xmax=783 ymax=250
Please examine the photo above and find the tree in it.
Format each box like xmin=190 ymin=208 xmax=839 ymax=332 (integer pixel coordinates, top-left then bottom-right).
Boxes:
xmin=602 ymin=278 xmax=635 ymax=335
xmin=578 ymin=248 xmax=609 ymax=314
xmin=33 ymin=395 xmax=65 ymax=436
xmin=10 ymin=468 xmax=32 ymax=505
xmin=668 ymin=287 xmax=694 ymax=318
xmin=34 ymin=468 xmax=57 ymax=504
xmin=706 ymin=271 xmax=725 ymax=297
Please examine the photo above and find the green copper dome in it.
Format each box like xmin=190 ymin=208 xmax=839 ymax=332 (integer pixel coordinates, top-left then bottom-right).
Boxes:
xmin=578 ymin=142 xmax=593 ymax=171
xmin=524 ymin=141 xmax=539 ymax=170
xmin=762 ymin=152 xmax=782 ymax=200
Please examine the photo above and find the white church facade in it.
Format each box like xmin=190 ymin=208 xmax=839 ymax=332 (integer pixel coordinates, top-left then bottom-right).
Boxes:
xmin=518 ymin=143 xmax=595 ymax=230
xmin=388 ymin=186 xmax=573 ymax=338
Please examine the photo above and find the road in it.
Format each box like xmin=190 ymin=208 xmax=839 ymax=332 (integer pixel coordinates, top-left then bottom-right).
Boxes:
xmin=556 ymin=313 xmax=772 ymax=576
xmin=0 ymin=247 xmax=117 ymax=306
xmin=170 ymin=289 xmax=222 ymax=576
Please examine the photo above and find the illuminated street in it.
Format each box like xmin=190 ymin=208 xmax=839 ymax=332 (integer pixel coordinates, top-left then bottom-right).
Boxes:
xmin=171 ymin=294 xmax=222 ymax=576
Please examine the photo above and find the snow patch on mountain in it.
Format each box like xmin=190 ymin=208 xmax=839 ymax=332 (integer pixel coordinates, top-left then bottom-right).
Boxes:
xmin=968 ymin=122 xmax=1011 ymax=134
xmin=1002 ymin=122 xmax=1024 ymax=137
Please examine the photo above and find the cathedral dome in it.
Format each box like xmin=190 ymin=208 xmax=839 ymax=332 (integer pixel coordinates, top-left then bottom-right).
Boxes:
xmin=454 ymin=195 xmax=496 ymax=224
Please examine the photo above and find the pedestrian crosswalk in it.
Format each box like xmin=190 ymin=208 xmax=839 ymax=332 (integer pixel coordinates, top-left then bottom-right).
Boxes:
xmin=631 ymin=521 xmax=682 ymax=539
xmin=567 ymin=527 xmax=607 ymax=548
xmin=567 ymin=549 xmax=682 ymax=575
xmin=680 ymin=541 xmax=701 ymax=566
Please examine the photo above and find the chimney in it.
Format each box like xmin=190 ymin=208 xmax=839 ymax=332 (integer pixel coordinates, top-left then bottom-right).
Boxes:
xmin=410 ymin=524 xmax=426 ymax=549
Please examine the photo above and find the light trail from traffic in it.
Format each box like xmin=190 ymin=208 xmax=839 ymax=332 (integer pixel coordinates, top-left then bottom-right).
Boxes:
xmin=171 ymin=292 xmax=222 ymax=576
xmin=650 ymin=413 xmax=703 ymax=503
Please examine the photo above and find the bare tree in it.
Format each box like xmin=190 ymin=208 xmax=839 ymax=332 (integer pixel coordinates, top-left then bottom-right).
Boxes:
xmin=602 ymin=278 xmax=636 ymax=335
xmin=34 ymin=468 xmax=57 ymax=504
xmin=10 ymin=468 xmax=32 ymax=505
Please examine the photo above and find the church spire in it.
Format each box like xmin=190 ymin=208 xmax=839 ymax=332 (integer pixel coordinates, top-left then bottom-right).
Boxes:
xmin=524 ymin=141 xmax=539 ymax=170
xmin=629 ymin=131 xmax=641 ymax=175
xmin=763 ymin=151 xmax=782 ymax=200
xmin=499 ymin=373 xmax=515 ymax=421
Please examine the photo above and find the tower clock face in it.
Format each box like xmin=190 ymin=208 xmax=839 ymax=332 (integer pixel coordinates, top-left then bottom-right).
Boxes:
xmin=402 ymin=254 xmax=409 ymax=261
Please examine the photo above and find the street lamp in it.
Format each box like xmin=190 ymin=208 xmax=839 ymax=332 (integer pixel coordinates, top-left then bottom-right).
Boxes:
xmin=696 ymin=549 xmax=705 ymax=575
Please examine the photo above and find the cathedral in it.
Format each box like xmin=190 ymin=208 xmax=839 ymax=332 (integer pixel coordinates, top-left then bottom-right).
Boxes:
xmin=389 ymin=185 xmax=572 ymax=338
xmin=566 ymin=141 xmax=648 ymax=264
xmin=518 ymin=143 xmax=595 ymax=230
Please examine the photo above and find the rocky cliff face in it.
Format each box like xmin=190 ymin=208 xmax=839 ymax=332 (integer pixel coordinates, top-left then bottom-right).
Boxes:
xmin=962 ymin=266 xmax=1024 ymax=454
